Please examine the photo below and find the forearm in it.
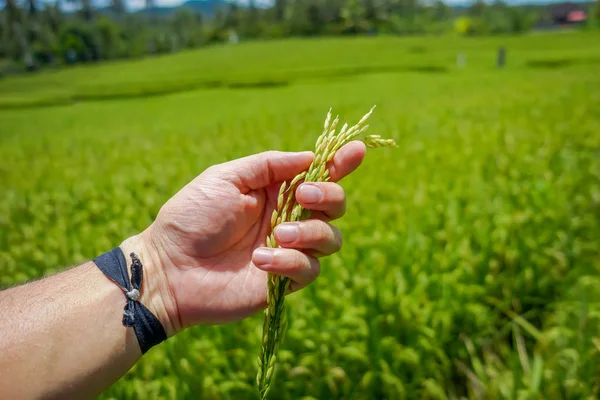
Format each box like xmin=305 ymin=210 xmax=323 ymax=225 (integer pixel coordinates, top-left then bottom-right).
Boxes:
xmin=0 ymin=260 xmax=138 ymax=398
xmin=0 ymin=234 xmax=173 ymax=399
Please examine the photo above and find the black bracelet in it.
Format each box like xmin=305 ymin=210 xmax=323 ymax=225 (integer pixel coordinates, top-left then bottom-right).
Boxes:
xmin=93 ymin=247 xmax=167 ymax=354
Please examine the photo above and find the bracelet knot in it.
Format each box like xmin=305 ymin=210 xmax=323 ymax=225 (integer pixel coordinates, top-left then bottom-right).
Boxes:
xmin=126 ymin=288 xmax=140 ymax=301
xmin=93 ymin=247 xmax=167 ymax=354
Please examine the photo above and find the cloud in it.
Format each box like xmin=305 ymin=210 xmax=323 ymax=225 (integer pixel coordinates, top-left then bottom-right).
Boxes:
xmin=128 ymin=0 xmax=186 ymax=10
xmin=124 ymin=0 xmax=272 ymax=11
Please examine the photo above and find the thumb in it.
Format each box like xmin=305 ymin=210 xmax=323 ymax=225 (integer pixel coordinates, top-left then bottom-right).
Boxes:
xmin=210 ymin=150 xmax=314 ymax=192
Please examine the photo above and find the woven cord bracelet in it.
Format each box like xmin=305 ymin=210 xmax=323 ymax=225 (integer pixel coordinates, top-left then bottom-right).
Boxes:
xmin=93 ymin=247 xmax=167 ymax=354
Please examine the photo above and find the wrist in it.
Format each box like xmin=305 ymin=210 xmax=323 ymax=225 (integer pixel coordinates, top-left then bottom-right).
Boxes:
xmin=119 ymin=233 xmax=181 ymax=338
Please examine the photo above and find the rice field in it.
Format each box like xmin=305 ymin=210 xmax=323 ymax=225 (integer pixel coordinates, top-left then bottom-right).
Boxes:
xmin=1 ymin=31 xmax=599 ymax=399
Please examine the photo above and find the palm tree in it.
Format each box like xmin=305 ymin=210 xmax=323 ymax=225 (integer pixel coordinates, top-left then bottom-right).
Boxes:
xmin=81 ymin=0 xmax=94 ymax=21
xmin=111 ymin=0 xmax=126 ymax=14
xmin=3 ymin=0 xmax=34 ymax=68
xmin=65 ymin=0 xmax=94 ymax=21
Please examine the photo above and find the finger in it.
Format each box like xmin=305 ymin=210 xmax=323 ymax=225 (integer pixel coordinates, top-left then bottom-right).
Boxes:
xmin=273 ymin=220 xmax=342 ymax=257
xmin=295 ymin=182 xmax=346 ymax=220
xmin=209 ymin=150 xmax=314 ymax=193
xmin=252 ymin=247 xmax=320 ymax=292
xmin=328 ymin=140 xmax=366 ymax=182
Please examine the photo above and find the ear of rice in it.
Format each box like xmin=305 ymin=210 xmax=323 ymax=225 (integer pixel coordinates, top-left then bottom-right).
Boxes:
xmin=256 ymin=106 xmax=396 ymax=399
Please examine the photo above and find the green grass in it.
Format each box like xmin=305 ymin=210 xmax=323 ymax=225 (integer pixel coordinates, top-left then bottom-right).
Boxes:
xmin=1 ymin=31 xmax=599 ymax=399
xmin=1 ymin=31 xmax=599 ymax=109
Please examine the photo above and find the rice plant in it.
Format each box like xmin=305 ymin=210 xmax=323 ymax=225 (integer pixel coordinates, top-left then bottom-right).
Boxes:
xmin=256 ymin=107 xmax=396 ymax=399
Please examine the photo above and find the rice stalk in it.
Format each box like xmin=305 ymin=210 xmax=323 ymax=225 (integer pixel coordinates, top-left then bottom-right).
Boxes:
xmin=256 ymin=106 xmax=396 ymax=399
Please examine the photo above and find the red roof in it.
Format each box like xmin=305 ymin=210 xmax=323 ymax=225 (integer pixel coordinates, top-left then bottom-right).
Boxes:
xmin=567 ymin=10 xmax=586 ymax=22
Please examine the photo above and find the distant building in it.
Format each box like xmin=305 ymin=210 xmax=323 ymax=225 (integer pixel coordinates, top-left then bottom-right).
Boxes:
xmin=549 ymin=2 xmax=587 ymax=26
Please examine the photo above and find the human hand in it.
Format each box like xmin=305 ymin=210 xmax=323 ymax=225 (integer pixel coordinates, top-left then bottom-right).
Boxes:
xmin=124 ymin=141 xmax=366 ymax=336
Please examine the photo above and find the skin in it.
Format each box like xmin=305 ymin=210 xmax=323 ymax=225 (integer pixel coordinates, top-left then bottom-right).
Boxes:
xmin=0 ymin=141 xmax=366 ymax=399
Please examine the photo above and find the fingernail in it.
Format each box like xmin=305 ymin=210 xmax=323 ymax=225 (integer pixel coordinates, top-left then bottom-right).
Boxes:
xmin=299 ymin=184 xmax=323 ymax=204
xmin=253 ymin=248 xmax=273 ymax=266
xmin=275 ymin=224 xmax=299 ymax=243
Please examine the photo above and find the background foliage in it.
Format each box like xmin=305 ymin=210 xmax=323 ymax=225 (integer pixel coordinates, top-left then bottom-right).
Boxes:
xmin=1 ymin=31 xmax=600 ymax=399
xmin=1 ymin=0 xmax=599 ymax=73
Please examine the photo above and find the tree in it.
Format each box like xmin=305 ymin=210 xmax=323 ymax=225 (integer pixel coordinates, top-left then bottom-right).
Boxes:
xmin=96 ymin=16 xmax=125 ymax=58
xmin=0 ymin=0 xmax=545 ymax=75
xmin=111 ymin=0 xmax=126 ymax=14
xmin=591 ymin=0 xmax=600 ymax=28
xmin=43 ymin=1 xmax=63 ymax=35
xmin=364 ymin=0 xmax=383 ymax=26
xmin=274 ymin=0 xmax=286 ymax=21
xmin=431 ymin=0 xmax=450 ymax=21
xmin=468 ymin=0 xmax=486 ymax=17
xmin=242 ymin=0 xmax=262 ymax=38
xmin=171 ymin=7 xmax=203 ymax=48
xmin=3 ymin=0 xmax=35 ymax=68
xmin=65 ymin=0 xmax=93 ymax=22
xmin=509 ymin=7 xmax=534 ymax=33
xmin=27 ymin=0 xmax=38 ymax=15
xmin=26 ymin=0 xmax=40 ymax=46
xmin=83 ymin=0 xmax=93 ymax=20
xmin=226 ymin=2 xmax=240 ymax=29
xmin=341 ymin=0 xmax=367 ymax=34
